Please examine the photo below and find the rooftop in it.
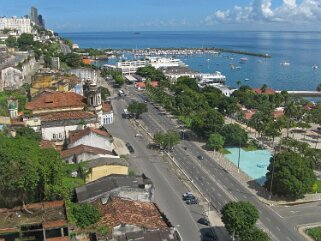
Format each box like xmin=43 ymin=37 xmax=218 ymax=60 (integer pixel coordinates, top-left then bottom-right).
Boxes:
xmin=102 ymin=101 xmax=113 ymax=113
xmin=41 ymin=111 xmax=96 ymax=122
xmin=60 ymin=145 xmax=114 ymax=159
xmin=25 ymin=91 xmax=85 ymax=111
xmin=85 ymin=156 xmax=128 ymax=169
xmin=98 ymin=197 xmax=168 ymax=229
xmin=68 ymin=127 xmax=112 ymax=144
xmin=252 ymin=88 xmax=276 ymax=95
xmin=75 ymin=174 xmax=152 ymax=203
xmin=0 ymin=201 xmax=67 ymax=232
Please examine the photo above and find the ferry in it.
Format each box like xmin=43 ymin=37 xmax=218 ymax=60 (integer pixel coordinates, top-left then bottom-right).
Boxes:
xmin=280 ymin=61 xmax=290 ymax=66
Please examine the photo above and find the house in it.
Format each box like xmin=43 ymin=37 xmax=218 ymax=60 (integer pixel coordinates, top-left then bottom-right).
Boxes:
xmin=0 ymin=201 xmax=69 ymax=241
xmin=74 ymin=174 xmax=154 ymax=203
xmin=110 ymin=227 xmax=181 ymax=241
xmin=135 ymin=82 xmax=146 ymax=91
xmin=102 ymin=101 xmax=113 ymax=125
xmin=68 ymin=127 xmax=114 ymax=152
xmin=61 ymin=145 xmax=115 ymax=164
xmin=84 ymin=156 xmax=128 ymax=183
xmin=97 ymin=197 xmax=168 ymax=229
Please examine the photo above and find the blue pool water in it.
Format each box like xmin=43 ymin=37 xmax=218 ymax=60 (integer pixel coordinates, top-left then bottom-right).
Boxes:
xmin=225 ymin=148 xmax=272 ymax=185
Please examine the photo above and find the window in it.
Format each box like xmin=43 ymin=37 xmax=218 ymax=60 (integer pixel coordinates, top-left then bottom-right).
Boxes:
xmin=52 ymin=134 xmax=57 ymax=140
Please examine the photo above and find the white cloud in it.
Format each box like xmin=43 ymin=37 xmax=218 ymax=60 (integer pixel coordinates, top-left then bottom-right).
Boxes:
xmin=205 ymin=0 xmax=321 ymax=25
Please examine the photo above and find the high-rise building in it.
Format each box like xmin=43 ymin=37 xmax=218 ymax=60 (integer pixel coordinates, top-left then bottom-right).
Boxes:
xmin=30 ymin=6 xmax=38 ymax=25
xmin=38 ymin=14 xmax=45 ymax=28
xmin=0 ymin=17 xmax=32 ymax=34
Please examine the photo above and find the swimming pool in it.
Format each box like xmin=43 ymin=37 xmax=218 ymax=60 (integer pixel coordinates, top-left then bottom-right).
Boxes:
xmin=225 ymin=147 xmax=272 ymax=185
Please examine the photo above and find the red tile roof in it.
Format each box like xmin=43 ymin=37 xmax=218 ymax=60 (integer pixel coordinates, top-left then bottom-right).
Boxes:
xmin=60 ymin=144 xmax=114 ymax=158
xmin=98 ymin=198 xmax=168 ymax=229
xmin=102 ymin=101 xmax=113 ymax=113
xmin=150 ymin=81 xmax=159 ymax=88
xmin=40 ymin=140 xmax=56 ymax=149
xmin=68 ymin=127 xmax=112 ymax=144
xmin=252 ymin=88 xmax=275 ymax=95
xmin=41 ymin=111 xmax=96 ymax=122
xmin=244 ymin=109 xmax=257 ymax=120
xmin=26 ymin=91 xmax=85 ymax=111
xmin=135 ymin=82 xmax=146 ymax=88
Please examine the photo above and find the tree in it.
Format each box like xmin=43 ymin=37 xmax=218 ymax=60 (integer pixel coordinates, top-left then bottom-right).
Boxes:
xmin=316 ymin=83 xmax=321 ymax=92
xmin=127 ymin=101 xmax=148 ymax=119
xmin=239 ymin=227 xmax=270 ymax=241
xmin=260 ymin=84 xmax=268 ymax=93
xmin=16 ymin=126 xmax=41 ymax=141
xmin=73 ymin=203 xmax=100 ymax=228
xmin=5 ymin=36 xmax=17 ymax=48
xmin=136 ymin=66 xmax=166 ymax=81
xmin=153 ymin=131 xmax=180 ymax=150
xmin=220 ymin=124 xmax=248 ymax=146
xmin=221 ymin=201 xmax=259 ymax=239
xmin=17 ymin=33 xmax=34 ymax=50
xmin=63 ymin=53 xmax=82 ymax=67
xmin=264 ymin=151 xmax=316 ymax=199
xmin=0 ymin=136 xmax=65 ymax=208
xmin=207 ymin=133 xmax=225 ymax=151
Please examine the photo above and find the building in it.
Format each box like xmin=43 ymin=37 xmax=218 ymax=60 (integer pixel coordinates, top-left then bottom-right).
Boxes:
xmin=51 ymin=57 xmax=60 ymax=70
xmin=161 ymin=66 xmax=198 ymax=82
xmin=85 ymin=156 xmax=128 ymax=183
xmin=7 ymin=99 xmax=18 ymax=119
xmin=0 ymin=200 xmax=69 ymax=241
xmin=83 ymin=80 xmax=102 ymax=124
xmin=68 ymin=127 xmax=114 ymax=152
xmin=97 ymin=197 xmax=168 ymax=229
xmin=60 ymin=145 xmax=115 ymax=164
xmin=0 ymin=66 xmax=24 ymax=91
xmin=102 ymin=101 xmax=114 ymax=125
xmin=30 ymin=6 xmax=39 ymax=25
xmin=0 ymin=17 xmax=31 ymax=34
xmin=75 ymin=174 xmax=154 ymax=203
xmin=68 ymin=68 xmax=97 ymax=84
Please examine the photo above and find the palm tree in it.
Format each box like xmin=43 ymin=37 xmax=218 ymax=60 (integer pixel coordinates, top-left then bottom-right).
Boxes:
xmin=260 ymin=84 xmax=268 ymax=93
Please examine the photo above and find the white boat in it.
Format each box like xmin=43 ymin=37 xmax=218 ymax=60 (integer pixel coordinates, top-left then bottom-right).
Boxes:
xmin=280 ymin=61 xmax=290 ymax=66
xmin=312 ymin=64 xmax=318 ymax=70
xmin=197 ymin=71 xmax=226 ymax=86
xmin=240 ymin=57 xmax=248 ymax=62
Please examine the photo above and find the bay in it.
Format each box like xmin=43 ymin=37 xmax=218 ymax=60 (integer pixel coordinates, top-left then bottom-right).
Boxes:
xmin=61 ymin=31 xmax=321 ymax=92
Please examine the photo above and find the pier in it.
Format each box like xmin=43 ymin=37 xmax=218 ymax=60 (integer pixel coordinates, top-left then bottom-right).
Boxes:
xmin=276 ymin=90 xmax=321 ymax=97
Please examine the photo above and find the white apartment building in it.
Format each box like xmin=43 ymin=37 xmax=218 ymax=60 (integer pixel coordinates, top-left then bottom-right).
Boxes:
xmin=0 ymin=17 xmax=31 ymax=34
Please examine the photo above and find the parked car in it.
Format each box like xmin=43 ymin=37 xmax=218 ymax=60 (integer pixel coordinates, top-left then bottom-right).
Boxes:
xmin=203 ymin=231 xmax=217 ymax=241
xmin=186 ymin=197 xmax=198 ymax=205
xmin=197 ymin=155 xmax=204 ymax=160
xmin=126 ymin=142 xmax=134 ymax=153
xmin=135 ymin=133 xmax=143 ymax=137
xmin=198 ymin=217 xmax=210 ymax=226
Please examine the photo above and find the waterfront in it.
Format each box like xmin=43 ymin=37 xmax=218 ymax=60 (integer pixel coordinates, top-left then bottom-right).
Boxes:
xmin=62 ymin=31 xmax=321 ymax=92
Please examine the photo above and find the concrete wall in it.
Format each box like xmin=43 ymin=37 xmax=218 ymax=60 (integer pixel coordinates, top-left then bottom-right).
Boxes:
xmin=86 ymin=165 xmax=128 ymax=183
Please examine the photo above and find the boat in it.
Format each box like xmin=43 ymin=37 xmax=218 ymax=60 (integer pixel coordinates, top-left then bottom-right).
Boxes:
xmin=230 ymin=64 xmax=241 ymax=70
xmin=240 ymin=57 xmax=248 ymax=63
xmin=244 ymin=78 xmax=250 ymax=81
xmin=312 ymin=64 xmax=318 ymax=70
xmin=280 ymin=61 xmax=290 ymax=66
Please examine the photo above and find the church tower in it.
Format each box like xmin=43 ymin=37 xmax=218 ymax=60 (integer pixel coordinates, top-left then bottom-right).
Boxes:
xmin=7 ymin=99 xmax=18 ymax=119
xmin=83 ymin=79 xmax=102 ymax=126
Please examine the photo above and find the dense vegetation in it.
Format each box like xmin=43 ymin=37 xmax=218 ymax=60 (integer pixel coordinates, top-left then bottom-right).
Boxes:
xmin=0 ymin=88 xmax=27 ymax=116
xmin=153 ymin=131 xmax=180 ymax=150
xmin=221 ymin=201 xmax=269 ymax=241
xmin=127 ymin=101 xmax=148 ymax=118
xmin=72 ymin=203 xmax=101 ymax=228
xmin=136 ymin=66 xmax=166 ymax=81
xmin=101 ymin=69 xmax=125 ymax=86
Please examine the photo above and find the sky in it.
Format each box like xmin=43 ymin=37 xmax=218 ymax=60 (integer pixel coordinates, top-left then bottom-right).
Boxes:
xmin=1 ymin=0 xmax=321 ymax=32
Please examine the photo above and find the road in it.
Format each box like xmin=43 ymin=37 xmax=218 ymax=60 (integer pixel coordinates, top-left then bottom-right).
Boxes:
xmin=107 ymin=96 xmax=205 ymax=241
xmin=123 ymin=86 xmax=307 ymax=241
xmin=59 ymin=40 xmax=71 ymax=54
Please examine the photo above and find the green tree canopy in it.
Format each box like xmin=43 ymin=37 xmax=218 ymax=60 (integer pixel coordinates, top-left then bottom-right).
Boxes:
xmin=127 ymin=101 xmax=148 ymax=119
xmin=136 ymin=66 xmax=166 ymax=81
xmin=207 ymin=133 xmax=225 ymax=151
xmin=264 ymin=151 xmax=316 ymax=199
xmin=73 ymin=203 xmax=100 ymax=228
xmin=239 ymin=227 xmax=270 ymax=241
xmin=0 ymin=135 xmax=64 ymax=208
xmin=153 ymin=131 xmax=180 ymax=150
xmin=61 ymin=52 xmax=82 ymax=67
xmin=220 ymin=124 xmax=248 ymax=146
xmin=17 ymin=33 xmax=34 ymax=50
xmin=5 ymin=36 xmax=17 ymax=48
xmin=221 ymin=201 xmax=259 ymax=239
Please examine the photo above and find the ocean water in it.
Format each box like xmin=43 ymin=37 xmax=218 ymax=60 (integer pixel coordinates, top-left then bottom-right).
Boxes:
xmin=61 ymin=31 xmax=321 ymax=92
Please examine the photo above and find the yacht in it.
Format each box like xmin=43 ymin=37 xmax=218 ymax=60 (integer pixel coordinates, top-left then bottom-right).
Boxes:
xmin=280 ymin=61 xmax=290 ymax=66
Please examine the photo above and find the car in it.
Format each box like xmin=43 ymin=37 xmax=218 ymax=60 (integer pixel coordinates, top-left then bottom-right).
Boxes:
xmin=198 ymin=217 xmax=210 ymax=226
xmin=185 ymin=197 xmax=198 ymax=205
xmin=182 ymin=192 xmax=194 ymax=200
xmin=126 ymin=143 xmax=134 ymax=153
xmin=197 ymin=155 xmax=204 ymax=160
xmin=135 ymin=133 xmax=143 ymax=137
xmin=203 ymin=231 xmax=217 ymax=241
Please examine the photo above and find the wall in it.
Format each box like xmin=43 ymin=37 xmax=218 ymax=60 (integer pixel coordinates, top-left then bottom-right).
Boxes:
xmin=86 ymin=165 xmax=128 ymax=183
xmin=102 ymin=112 xmax=113 ymax=125
xmin=69 ymin=132 xmax=114 ymax=152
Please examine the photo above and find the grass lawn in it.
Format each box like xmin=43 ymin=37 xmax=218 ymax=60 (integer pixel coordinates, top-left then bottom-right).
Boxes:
xmin=306 ymin=227 xmax=321 ymax=240
xmin=221 ymin=148 xmax=231 ymax=155
xmin=177 ymin=116 xmax=192 ymax=128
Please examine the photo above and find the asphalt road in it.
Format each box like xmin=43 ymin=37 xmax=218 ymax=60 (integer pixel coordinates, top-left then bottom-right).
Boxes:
xmin=107 ymin=97 xmax=205 ymax=241
xmin=59 ymin=41 xmax=71 ymax=54
xmin=123 ymin=86 xmax=307 ymax=241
